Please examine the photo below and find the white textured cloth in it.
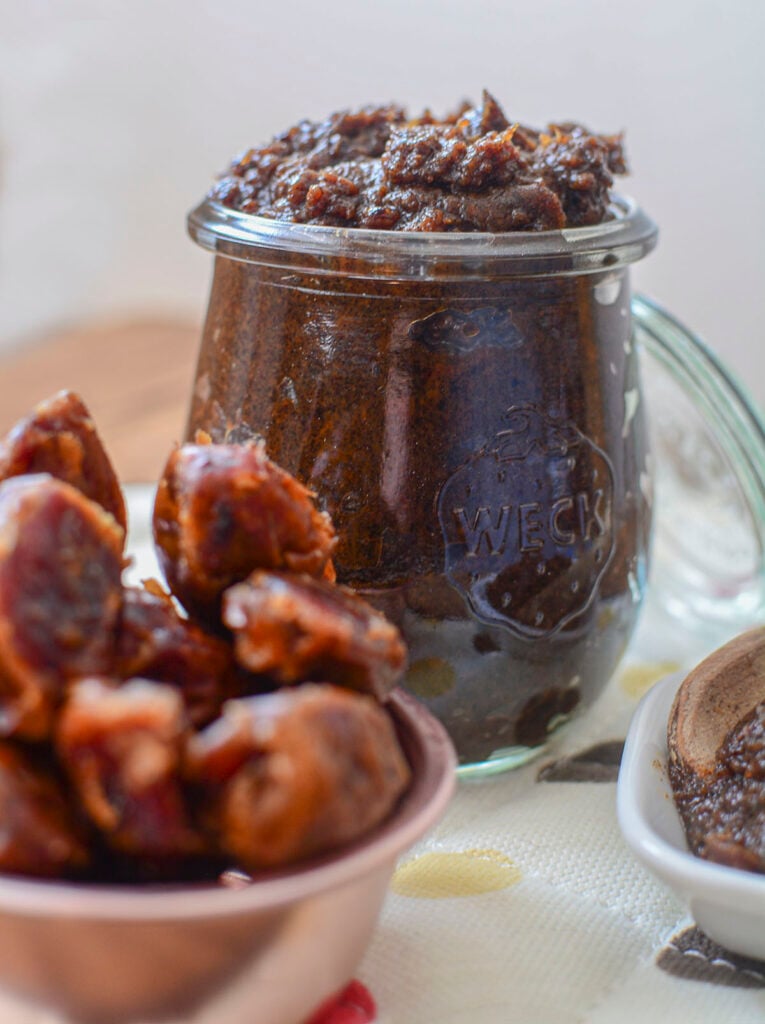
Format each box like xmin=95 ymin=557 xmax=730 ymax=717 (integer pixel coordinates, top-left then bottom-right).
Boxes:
xmin=360 ymin=609 xmax=765 ymax=1024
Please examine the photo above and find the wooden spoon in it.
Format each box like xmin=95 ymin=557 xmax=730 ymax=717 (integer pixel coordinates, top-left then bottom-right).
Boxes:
xmin=668 ymin=626 xmax=765 ymax=778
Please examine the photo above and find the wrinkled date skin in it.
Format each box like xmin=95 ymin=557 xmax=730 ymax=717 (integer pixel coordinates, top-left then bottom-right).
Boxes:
xmin=0 ymin=742 xmax=90 ymax=878
xmin=223 ymin=570 xmax=406 ymax=700
xmin=57 ymin=678 xmax=211 ymax=870
xmin=153 ymin=443 xmax=336 ymax=623
xmin=0 ymin=476 xmax=124 ymax=740
xmin=186 ymin=685 xmax=410 ymax=870
xmin=116 ymin=585 xmax=239 ymax=727
xmin=0 ymin=390 xmax=127 ymax=533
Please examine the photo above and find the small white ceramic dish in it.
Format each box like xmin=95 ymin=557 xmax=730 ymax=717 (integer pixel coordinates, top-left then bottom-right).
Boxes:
xmin=617 ymin=671 xmax=765 ymax=961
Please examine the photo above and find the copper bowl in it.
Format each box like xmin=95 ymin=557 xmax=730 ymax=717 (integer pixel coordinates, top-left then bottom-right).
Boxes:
xmin=0 ymin=690 xmax=455 ymax=1024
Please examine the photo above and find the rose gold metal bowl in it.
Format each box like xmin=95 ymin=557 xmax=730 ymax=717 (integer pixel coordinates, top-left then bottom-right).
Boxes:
xmin=0 ymin=690 xmax=455 ymax=1024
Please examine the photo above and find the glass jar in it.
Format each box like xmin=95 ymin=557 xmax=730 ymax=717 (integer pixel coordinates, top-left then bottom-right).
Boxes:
xmin=186 ymin=196 xmax=658 ymax=774
xmin=634 ymin=295 xmax=765 ymax=650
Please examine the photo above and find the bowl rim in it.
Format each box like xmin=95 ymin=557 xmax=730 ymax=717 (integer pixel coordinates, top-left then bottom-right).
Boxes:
xmin=0 ymin=689 xmax=456 ymax=920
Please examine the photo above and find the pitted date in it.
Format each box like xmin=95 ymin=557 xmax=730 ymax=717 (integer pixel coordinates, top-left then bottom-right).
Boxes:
xmin=186 ymin=684 xmax=410 ymax=869
xmin=0 ymin=742 xmax=90 ymax=878
xmin=0 ymin=390 xmax=127 ymax=533
xmin=0 ymin=476 xmax=124 ymax=739
xmin=153 ymin=442 xmax=336 ymax=622
xmin=0 ymin=396 xmax=412 ymax=885
xmin=57 ymin=678 xmax=208 ymax=862
xmin=222 ymin=570 xmax=406 ymax=700
xmin=116 ymin=585 xmax=240 ymax=727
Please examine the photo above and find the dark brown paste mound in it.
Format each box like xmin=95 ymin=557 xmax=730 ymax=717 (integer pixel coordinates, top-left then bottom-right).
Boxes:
xmin=210 ymin=90 xmax=627 ymax=232
xmin=670 ymin=702 xmax=765 ymax=873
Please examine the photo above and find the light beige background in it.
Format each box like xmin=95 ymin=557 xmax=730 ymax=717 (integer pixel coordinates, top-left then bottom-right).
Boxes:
xmin=1 ymin=0 xmax=763 ymax=400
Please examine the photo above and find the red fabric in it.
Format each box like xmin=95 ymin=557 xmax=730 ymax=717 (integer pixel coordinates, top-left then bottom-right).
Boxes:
xmin=304 ymin=979 xmax=376 ymax=1024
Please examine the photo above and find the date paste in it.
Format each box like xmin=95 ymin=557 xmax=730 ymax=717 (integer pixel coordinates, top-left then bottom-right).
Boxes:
xmin=211 ymin=90 xmax=626 ymax=232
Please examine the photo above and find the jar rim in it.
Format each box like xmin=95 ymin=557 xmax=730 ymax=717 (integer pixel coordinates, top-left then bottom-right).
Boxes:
xmin=187 ymin=193 xmax=658 ymax=280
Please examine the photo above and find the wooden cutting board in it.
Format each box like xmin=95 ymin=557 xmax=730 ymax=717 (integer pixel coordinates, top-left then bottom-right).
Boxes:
xmin=0 ymin=319 xmax=200 ymax=483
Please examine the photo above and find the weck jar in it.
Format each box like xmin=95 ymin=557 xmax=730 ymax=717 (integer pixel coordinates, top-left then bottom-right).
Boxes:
xmin=186 ymin=195 xmax=658 ymax=773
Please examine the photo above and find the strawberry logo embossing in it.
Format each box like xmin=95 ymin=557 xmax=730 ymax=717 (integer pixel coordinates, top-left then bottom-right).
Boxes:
xmin=438 ymin=405 xmax=615 ymax=638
